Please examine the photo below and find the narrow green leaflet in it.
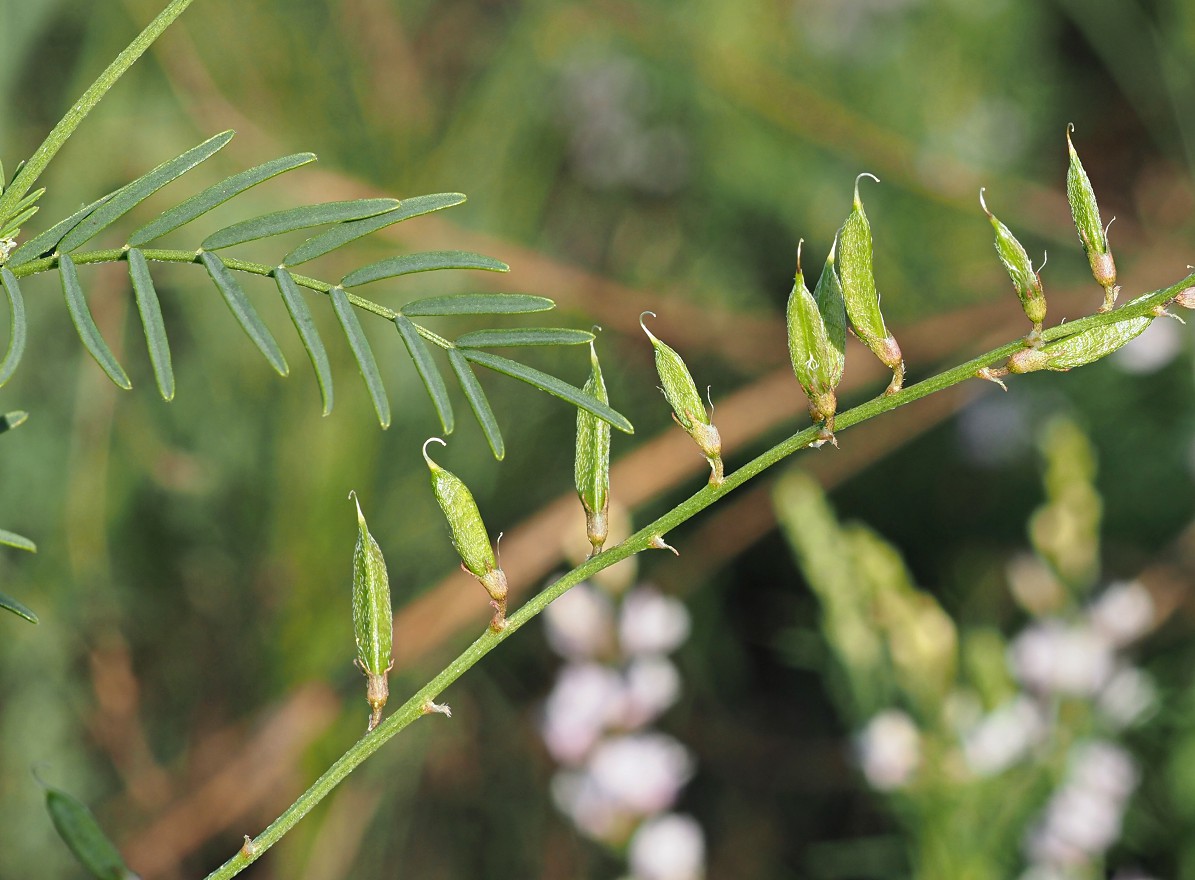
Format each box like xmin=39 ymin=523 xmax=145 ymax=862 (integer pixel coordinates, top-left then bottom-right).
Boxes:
xmin=59 ymin=254 xmax=132 ymax=390
xmin=448 ymin=348 xmax=504 ymax=460
xmin=0 ymin=410 xmax=28 ymax=433
xmin=126 ymin=249 xmax=174 ymax=401
xmin=7 ymin=192 xmax=115 ymax=267
xmin=0 ymin=528 xmax=35 ymax=551
xmin=46 ymin=786 xmax=139 ymax=880
xmin=200 ymin=252 xmax=288 ymax=376
xmin=0 ymin=205 xmax=39 ymax=240
xmin=461 ymin=349 xmax=634 ymax=434
xmin=7 ymin=187 xmax=45 ymax=217
xmin=58 ymin=131 xmax=235 ymax=253
xmin=284 ymin=192 xmax=467 ymax=266
xmin=454 ymin=328 xmax=594 ymax=348
xmin=575 ymin=339 xmax=611 ymax=555
xmin=0 ymin=268 xmax=27 ymax=387
xmin=0 ymin=591 xmax=37 ymax=624
xmin=400 ymin=293 xmax=553 ymax=317
xmin=129 ymin=152 xmax=316 ymax=245
xmin=395 ymin=315 xmax=454 ymax=434
xmin=276 ymin=268 xmax=333 ymax=416
xmin=330 ymin=287 xmax=390 ymax=428
xmin=342 ymin=251 xmax=508 ymax=288
xmin=201 ymin=198 xmax=398 ymax=250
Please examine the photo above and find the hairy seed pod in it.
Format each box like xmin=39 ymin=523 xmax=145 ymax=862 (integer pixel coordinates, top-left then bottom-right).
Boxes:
xmin=424 ymin=438 xmax=509 ymax=630
xmin=350 ymin=491 xmax=393 ymax=731
xmin=787 ymin=240 xmax=846 ymax=444
xmin=980 ymin=188 xmax=1047 ymax=335
xmin=1006 ymin=314 xmax=1152 ymax=374
xmin=640 ymin=311 xmax=724 ymax=485
xmin=837 ymin=173 xmax=904 ymax=393
xmin=1066 ymin=125 xmax=1118 ymax=310
xmin=46 ymin=786 xmax=140 ymax=880
xmin=575 ymin=336 xmax=611 ymax=555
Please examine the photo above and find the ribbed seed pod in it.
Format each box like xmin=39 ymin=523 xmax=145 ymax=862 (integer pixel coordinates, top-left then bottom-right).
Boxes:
xmin=980 ymin=188 xmax=1047 ymax=338
xmin=350 ymin=491 xmax=393 ymax=731
xmin=640 ymin=311 xmax=724 ymax=485
xmin=423 ymin=437 xmax=509 ymax=631
xmin=786 ymin=239 xmax=846 ymax=444
xmin=575 ymin=337 xmax=611 ymax=555
xmin=1066 ymin=125 xmax=1118 ymax=311
xmin=837 ymin=173 xmax=904 ymax=394
xmin=46 ymin=786 xmax=140 ymax=880
xmin=1007 ymin=314 xmax=1152 ymax=374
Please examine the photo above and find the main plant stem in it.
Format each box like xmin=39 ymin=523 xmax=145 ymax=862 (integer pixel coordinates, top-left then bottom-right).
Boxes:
xmin=203 ymin=271 xmax=1195 ymax=880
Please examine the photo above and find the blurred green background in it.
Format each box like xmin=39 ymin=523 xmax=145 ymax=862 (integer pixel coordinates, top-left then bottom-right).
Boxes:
xmin=3 ymin=0 xmax=1195 ymax=877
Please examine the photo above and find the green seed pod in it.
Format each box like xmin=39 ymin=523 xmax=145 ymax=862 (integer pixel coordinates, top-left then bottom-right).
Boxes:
xmin=575 ymin=335 xmax=611 ymax=555
xmin=350 ymin=491 xmax=393 ymax=731
xmin=980 ymin=188 xmax=1047 ymax=335
xmin=423 ymin=437 xmax=509 ymax=631
xmin=640 ymin=311 xmax=724 ymax=485
xmin=46 ymin=786 xmax=140 ymax=880
xmin=1066 ymin=125 xmax=1118 ymax=310
xmin=837 ymin=173 xmax=904 ymax=394
xmin=786 ymin=239 xmax=846 ymax=443
xmin=1007 ymin=314 xmax=1152 ymax=374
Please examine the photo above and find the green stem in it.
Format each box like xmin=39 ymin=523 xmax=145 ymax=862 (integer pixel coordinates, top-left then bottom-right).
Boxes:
xmin=202 ymin=270 xmax=1195 ymax=880
xmin=0 ymin=0 xmax=199 ymax=223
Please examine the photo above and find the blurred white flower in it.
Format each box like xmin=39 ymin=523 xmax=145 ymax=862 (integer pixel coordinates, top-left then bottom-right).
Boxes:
xmin=857 ymin=709 xmax=921 ymax=791
xmin=1098 ymin=666 xmax=1157 ymax=729
xmin=542 ymin=663 xmax=627 ymax=764
xmin=628 ymin=813 xmax=706 ymax=880
xmin=588 ymin=733 xmax=695 ymax=815
xmin=619 ymin=586 xmax=691 ymax=657
xmin=544 ymin=582 xmax=617 ymax=660
xmin=1009 ymin=621 xmax=1114 ymax=696
xmin=1088 ymin=581 xmax=1154 ymax=648
xmin=551 ymin=769 xmax=633 ymax=843
xmin=962 ymin=695 xmax=1046 ymax=777
xmin=1070 ymin=741 xmax=1138 ymax=802
xmin=622 ymin=656 xmax=683 ymax=729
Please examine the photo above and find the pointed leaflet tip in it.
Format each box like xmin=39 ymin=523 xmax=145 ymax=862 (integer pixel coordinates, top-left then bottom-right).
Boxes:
xmin=349 ymin=489 xmax=364 ymax=523
xmin=639 ymin=310 xmax=658 ymax=341
xmin=979 ymin=187 xmax=991 ymax=217
xmin=422 ymin=436 xmax=447 ymax=468
xmin=853 ymin=172 xmax=880 ymax=205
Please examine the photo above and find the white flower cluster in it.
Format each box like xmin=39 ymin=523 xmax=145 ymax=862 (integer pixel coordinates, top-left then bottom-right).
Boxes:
xmin=541 ymin=582 xmax=704 ymax=879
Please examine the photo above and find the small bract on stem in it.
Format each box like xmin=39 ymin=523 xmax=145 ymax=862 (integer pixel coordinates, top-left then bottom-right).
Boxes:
xmin=349 ymin=490 xmax=393 ymax=732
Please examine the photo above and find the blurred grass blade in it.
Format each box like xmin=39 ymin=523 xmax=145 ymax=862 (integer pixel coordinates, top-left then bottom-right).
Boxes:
xmin=0 ymin=268 xmax=27 ymax=387
xmin=58 ymin=131 xmax=235 ymax=253
xmin=129 ymin=152 xmax=316 ymax=245
xmin=401 ymin=293 xmax=552 ymax=316
xmin=284 ymin=192 xmax=466 ymax=266
xmin=342 ymin=251 xmax=508 ymax=288
xmin=0 ymin=528 xmax=35 ymax=551
xmin=200 ymin=252 xmax=288 ymax=376
xmin=330 ymin=287 xmax=390 ymax=428
xmin=126 ymin=249 xmax=174 ymax=400
xmin=276 ymin=268 xmax=333 ymax=415
xmin=0 ymin=205 xmax=39 ymax=240
xmin=46 ymin=786 xmax=139 ymax=880
xmin=201 ymin=199 xmax=398 ymax=250
xmin=0 ymin=410 xmax=28 ymax=433
xmin=395 ymin=315 xmax=453 ymax=434
xmin=59 ymin=254 xmax=132 ymax=390
xmin=7 ymin=192 xmax=115 ymax=266
xmin=454 ymin=328 xmax=594 ymax=348
xmin=448 ymin=349 xmax=503 ymax=459
xmin=0 ymin=590 xmax=37 ymax=623
xmin=462 ymin=349 xmax=633 ymax=434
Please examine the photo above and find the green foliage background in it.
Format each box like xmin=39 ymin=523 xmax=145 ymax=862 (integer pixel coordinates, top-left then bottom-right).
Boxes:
xmin=3 ymin=0 xmax=1195 ymax=877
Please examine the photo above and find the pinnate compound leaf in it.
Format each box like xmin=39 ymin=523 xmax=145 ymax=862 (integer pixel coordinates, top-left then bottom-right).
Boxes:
xmin=201 ymin=199 xmax=398 ymax=250
xmin=448 ymin=348 xmax=504 ymax=460
xmin=59 ymin=254 xmax=132 ymax=390
xmin=454 ymin=328 xmax=594 ymax=348
xmin=400 ymin=293 xmax=553 ymax=317
xmin=7 ymin=192 xmax=116 ymax=267
xmin=342 ymin=251 xmax=508 ymax=288
xmin=0 ymin=528 xmax=35 ymax=551
xmin=395 ymin=315 xmax=454 ymax=434
xmin=461 ymin=349 xmax=634 ymax=434
xmin=330 ymin=287 xmax=390 ymax=428
xmin=0 ymin=590 xmax=37 ymax=623
xmin=200 ymin=252 xmax=288 ymax=376
xmin=46 ymin=786 xmax=138 ymax=879
xmin=284 ymin=192 xmax=467 ymax=266
xmin=276 ymin=268 xmax=333 ymax=416
xmin=126 ymin=249 xmax=174 ymax=401
xmin=0 ymin=268 xmax=27 ymax=387
xmin=58 ymin=131 xmax=235 ymax=253
xmin=129 ymin=152 xmax=316 ymax=245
